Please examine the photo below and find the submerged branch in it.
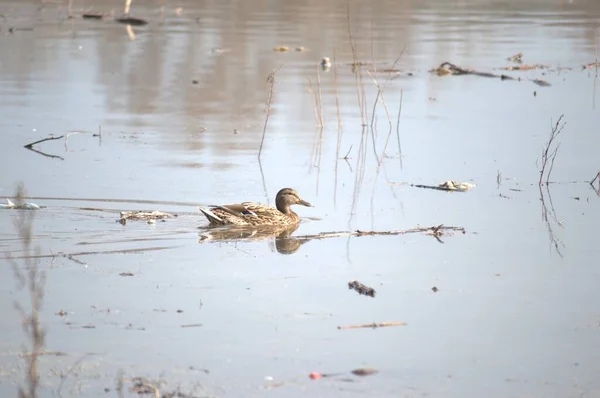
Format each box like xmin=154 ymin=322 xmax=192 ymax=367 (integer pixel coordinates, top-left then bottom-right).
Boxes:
xmin=24 ymin=135 xmax=65 ymax=149
xmin=292 ymin=224 xmax=465 ymax=241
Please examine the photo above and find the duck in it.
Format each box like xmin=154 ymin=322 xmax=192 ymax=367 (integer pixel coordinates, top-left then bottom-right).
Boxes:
xmin=199 ymin=188 xmax=312 ymax=227
xmin=320 ymin=57 xmax=332 ymax=70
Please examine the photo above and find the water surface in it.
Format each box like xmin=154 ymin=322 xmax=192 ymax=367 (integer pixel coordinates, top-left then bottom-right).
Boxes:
xmin=1 ymin=0 xmax=599 ymax=396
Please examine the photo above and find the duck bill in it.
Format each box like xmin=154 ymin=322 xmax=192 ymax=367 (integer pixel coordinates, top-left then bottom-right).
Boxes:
xmin=299 ymin=199 xmax=313 ymax=207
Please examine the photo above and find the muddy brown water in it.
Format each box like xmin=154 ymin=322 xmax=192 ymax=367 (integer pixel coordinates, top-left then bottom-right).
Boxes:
xmin=1 ymin=0 xmax=600 ymax=397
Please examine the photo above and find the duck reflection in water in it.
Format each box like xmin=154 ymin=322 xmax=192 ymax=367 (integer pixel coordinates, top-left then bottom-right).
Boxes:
xmin=198 ymin=223 xmax=310 ymax=255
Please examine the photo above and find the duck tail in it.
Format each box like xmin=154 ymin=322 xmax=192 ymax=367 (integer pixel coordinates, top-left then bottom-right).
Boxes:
xmin=199 ymin=206 xmax=224 ymax=225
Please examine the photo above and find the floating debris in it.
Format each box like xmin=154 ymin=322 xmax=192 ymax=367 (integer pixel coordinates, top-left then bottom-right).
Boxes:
xmin=273 ymin=46 xmax=290 ymax=52
xmin=295 ymin=46 xmax=306 ymax=52
xmin=351 ymin=368 xmax=379 ymax=377
xmin=432 ymin=62 xmax=470 ymax=76
xmin=82 ymin=13 xmax=104 ymax=20
xmin=431 ymin=61 xmax=548 ymax=87
xmin=128 ymin=377 xmax=162 ymax=396
xmin=1 ymin=198 xmax=43 ymax=210
xmin=118 ymin=210 xmax=174 ymax=225
xmin=531 ymin=78 xmax=551 ymax=87
xmin=320 ymin=57 xmax=332 ymax=71
xmin=582 ymin=62 xmax=600 ymax=70
xmin=438 ymin=180 xmax=476 ymax=192
xmin=181 ymin=323 xmax=202 ymax=328
xmin=119 ymin=272 xmax=135 ymax=277
xmin=115 ymin=16 xmax=148 ymax=26
xmin=410 ymin=181 xmax=475 ymax=192
xmin=211 ymin=47 xmax=231 ymax=54
xmin=338 ymin=321 xmax=406 ymax=330
xmin=499 ymin=64 xmax=546 ymax=71
xmin=507 ymin=52 xmax=523 ymax=63
xmin=348 ymin=280 xmax=376 ymax=297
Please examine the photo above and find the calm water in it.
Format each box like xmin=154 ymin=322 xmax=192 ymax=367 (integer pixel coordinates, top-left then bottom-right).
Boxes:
xmin=1 ymin=0 xmax=600 ymax=396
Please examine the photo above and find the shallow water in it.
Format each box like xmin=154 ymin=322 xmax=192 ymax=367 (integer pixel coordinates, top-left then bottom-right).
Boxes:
xmin=1 ymin=0 xmax=600 ymax=396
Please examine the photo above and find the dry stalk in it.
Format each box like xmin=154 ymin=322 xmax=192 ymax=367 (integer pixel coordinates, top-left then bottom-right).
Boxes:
xmin=334 ymin=51 xmax=343 ymax=206
xmin=6 ymin=183 xmax=46 ymax=398
xmin=307 ymin=77 xmax=324 ymax=184
xmin=370 ymin=50 xmax=406 ymax=166
xmin=308 ymin=66 xmax=325 ymax=186
xmin=347 ymin=1 xmax=367 ymax=126
xmin=258 ymin=65 xmax=283 ymax=160
xmin=538 ymin=115 xmax=565 ymax=186
xmin=316 ymin=63 xmax=325 ymax=127
xmin=350 ymin=127 xmax=368 ymax=217
xmin=395 ymin=89 xmax=403 ymax=170
xmin=306 ymin=78 xmax=322 ymax=128
xmin=316 ymin=64 xmax=325 ymax=190
xmin=594 ymin=28 xmax=598 ymax=109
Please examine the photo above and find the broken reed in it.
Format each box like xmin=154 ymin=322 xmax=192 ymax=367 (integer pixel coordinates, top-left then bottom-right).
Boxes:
xmin=7 ymin=184 xmax=46 ymax=398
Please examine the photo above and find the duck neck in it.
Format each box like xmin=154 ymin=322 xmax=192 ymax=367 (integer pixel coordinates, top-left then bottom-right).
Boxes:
xmin=277 ymin=201 xmax=292 ymax=215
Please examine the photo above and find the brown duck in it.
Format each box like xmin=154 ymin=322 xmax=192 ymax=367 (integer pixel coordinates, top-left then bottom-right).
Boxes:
xmin=199 ymin=188 xmax=312 ymax=226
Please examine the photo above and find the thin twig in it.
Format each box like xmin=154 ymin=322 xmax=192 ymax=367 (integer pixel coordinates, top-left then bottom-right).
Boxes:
xmin=342 ymin=145 xmax=353 ymax=159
